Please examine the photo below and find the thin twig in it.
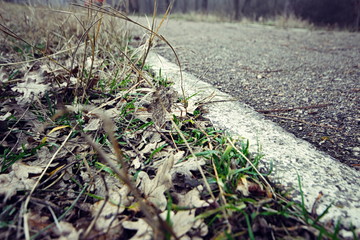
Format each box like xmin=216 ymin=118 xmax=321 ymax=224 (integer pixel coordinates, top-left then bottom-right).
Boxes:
xmin=264 ymin=114 xmax=341 ymax=130
xmin=0 ymin=45 xmax=83 ymax=67
xmin=0 ymin=23 xmax=70 ymax=72
xmin=199 ymin=99 xmax=238 ymax=106
xmin=29 ymin=184 xmax=88 ymax=240
xmin=83 ymin=175 xmax=109 ymax=239
xmin=211 ymin=158 xmax=232 ymax=232
xmin=23 ymin=128 xmax=76 ymax=240
xmin=155 ymin=126 xmax=177 ymax=149
xmin=0 ymin=106 xmax=29 ymax=145
xmin=257 ymin=103 xmax=332 ymax=114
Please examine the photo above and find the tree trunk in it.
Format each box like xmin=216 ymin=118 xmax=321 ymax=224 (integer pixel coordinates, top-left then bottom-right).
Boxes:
xmin=234 ymin=0 xmax=240 ymax=20
xmin=183 ymin=0 xmax=188 ymax=13
xmin=202 ymin=0 xmax=208 ymax=13
xmin=284 ymin=0 xmax=292 ymax=17
xmin=128 ymin=0 xmax=139 ymax=13
xmin=241 ymin=0 xmax=251 ymax=18
xmin=165 ymin=0 xmax=170 ymax=8
xmin=355 ymin=0 xmax=360 ymax=30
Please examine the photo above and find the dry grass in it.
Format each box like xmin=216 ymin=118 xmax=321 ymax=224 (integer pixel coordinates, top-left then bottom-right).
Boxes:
xmin=168 ymin=11 xmax=314 ymax=30
xmin=262 ymin=13 xmax=314 ymax=30
xmin=168 ymin=12 xmax=230 ymax=23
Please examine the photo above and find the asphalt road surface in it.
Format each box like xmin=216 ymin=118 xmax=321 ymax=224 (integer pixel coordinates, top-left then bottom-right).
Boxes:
xmin=134 ymin=17 xmax=360 ymax=170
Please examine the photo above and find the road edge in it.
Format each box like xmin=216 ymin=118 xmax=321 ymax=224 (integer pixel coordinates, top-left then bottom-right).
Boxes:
xmin=146 ymin=52 xmax=360 ymax=238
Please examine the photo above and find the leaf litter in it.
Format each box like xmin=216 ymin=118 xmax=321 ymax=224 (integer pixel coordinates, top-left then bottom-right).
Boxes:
xmin=0 ymin=2 xmax=351 ymax=240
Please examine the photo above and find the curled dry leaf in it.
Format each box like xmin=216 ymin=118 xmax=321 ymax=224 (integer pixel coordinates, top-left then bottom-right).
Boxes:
xmin=174 ymin=151 xmax=185 ymax=162
xmin=170 ymin=157 xmax=206 ymax=178
xmin=105 ymin=107 xmax=122 ymax=118
xmin=26 ymin=211 xmax=51 ymax=232
xmin=0 ymin=162 xmax=43 ymax=201
xmin=0 ymin=67 xmax=8 ymax=82
xmin=170 ymin=210 xmax=209 ymax=239
xmin=83 ymin=118 xmax=101 ymax=131
xmin=159 ymin=210 xmax=197 ymax=238
xmin=160 ymin=210 xmax=204 ymax=239
xmin=54 ymin=221 xmax=81 ymax=240
xmin=237 ymin=175 xmax=266 ymax=197
xmin=123 ymin=207 xmax=208 ymax=240
xmin=178 ymin=185 xmax=211 ymax=208
xmin=0 ymin=112 xmax=12 ymax=121
xmin=136 ymin=154 xmax=174 ymax=211
xmin=91 ymin=177 xmax=131 ymax=232
xmin=11 ymin=66 xmax=50 ymax=105
xmin=236 ymin=176 xmax=250 ymax=197
xmin=140 ymin=141 xmax=160 ymax=155
xmin=91 ymin=200 xmax=123 ymax=233
xmin=125 ymin=163 xmax=209 ymax=239
xmin=122 ymin=218 xmax=152 ymax=240
xmin=26 ymin=147 xmax=58 ymax=168
xmin=146 ymin=131 xmax=162 ymax=144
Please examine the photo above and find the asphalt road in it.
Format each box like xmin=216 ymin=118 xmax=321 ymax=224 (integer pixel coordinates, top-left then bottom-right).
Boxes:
xmin=134 ymin=17 xmax=360 ymax=170
xmin=146 ymin=52 xmax=360 ymax=237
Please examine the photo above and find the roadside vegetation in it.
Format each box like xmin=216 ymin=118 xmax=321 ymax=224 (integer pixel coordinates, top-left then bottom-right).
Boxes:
xmin=125 ymin=0 xmax=359 ymax=31
xmin=0 ymin=1 xmax=356 ymax=239
xmin=168 ymin=12 xmax=314 ymax=30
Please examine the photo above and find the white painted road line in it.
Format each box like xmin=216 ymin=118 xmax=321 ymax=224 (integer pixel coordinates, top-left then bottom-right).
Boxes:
xmin=146 ymin=52 xmax=360 ymax=237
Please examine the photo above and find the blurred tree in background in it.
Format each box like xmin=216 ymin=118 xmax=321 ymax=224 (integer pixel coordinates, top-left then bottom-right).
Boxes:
xmin=2 ymin=0 xmax=359 ymax=30
xmin=293 ymin=0 xmax=360 ymax=29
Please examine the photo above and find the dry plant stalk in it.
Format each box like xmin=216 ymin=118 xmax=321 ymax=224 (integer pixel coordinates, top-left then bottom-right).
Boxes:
xmin=23 ymin=127 xmax=76 ymax=240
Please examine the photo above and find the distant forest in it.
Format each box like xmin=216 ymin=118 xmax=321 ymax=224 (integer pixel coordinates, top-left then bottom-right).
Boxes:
xmin=3 ymin=0 xmax=360 ymax=30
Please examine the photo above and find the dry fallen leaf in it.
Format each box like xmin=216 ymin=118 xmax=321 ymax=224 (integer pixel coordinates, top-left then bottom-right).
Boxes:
xmin=123 ymin=208 xmax=208 ymax=240
xmin=150 ymin=86 xmax=177 ymax=126
xmin=122 ymin=218 xmax=152 ymax=240
xmin=105 ymin=107 xmax=122 ymax=118
xmin=140 ymin=142 xmax=160 ymax=155
xmin=169 ymin=209 xmax=208 ymax=239
xmin=178 ymin=185 xmax=211 ymax=208
xmin=54 ymin=221 xmax=81 ymax=240
xmin=83 ymin=118 xmax=101 ymax=131
xmin=170 ymin=157 xmax=206 ymax=178
xmin=0 ymin=162 xmax=43 ymax=201
xmin=29 ymin=147 xmax=58 ymax=167
xmin=91 ymin=176 xmax=131 ymax=232
xmin=11 ymin=66 xmax=50 ymax=105
xmin=0 ymin=112 xmax=12 ymax=121
xmin=237 ymin=175 xmax=266 ymax=197
xmin=163 ymin=210 xmax=195 ymax=238
xmin=236 ymin=176 xmax=250 ymax=197
xmin=136 ymin=154 xmax=174 ymax=211
xmin=90 ymin=200 xmax=122 ymax=232
xmin=26 ymin=211 xmax=51 ymax=232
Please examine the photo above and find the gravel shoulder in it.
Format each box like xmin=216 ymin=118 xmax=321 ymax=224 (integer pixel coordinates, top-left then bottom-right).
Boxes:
xmin=134 ymin=18 xmax=360 ymax=169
